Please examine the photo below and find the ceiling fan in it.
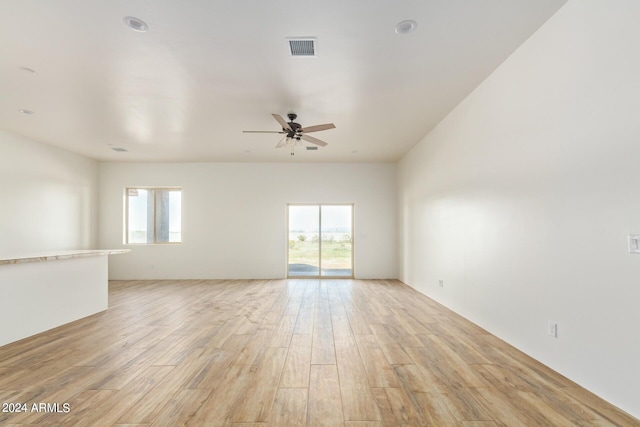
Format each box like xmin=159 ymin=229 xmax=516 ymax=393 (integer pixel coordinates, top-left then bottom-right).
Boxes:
xmin=243 ymin=113 xmax=335 ymax=155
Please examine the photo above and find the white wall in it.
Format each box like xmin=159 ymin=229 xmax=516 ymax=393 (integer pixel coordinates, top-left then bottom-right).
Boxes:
xmin=0 ymin=130 xmax=98 ymax=257
xmin=398 ymin=0 xmax=640 ymax=418
xmin=99 ymin=162 xmax=396 ymax=280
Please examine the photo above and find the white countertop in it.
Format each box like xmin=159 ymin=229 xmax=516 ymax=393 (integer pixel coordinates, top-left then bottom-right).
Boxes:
xmin=0 ymin=249 xmax=131 ymax=266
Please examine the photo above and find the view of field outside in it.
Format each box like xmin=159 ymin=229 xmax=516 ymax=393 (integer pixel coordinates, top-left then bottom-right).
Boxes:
xmin=288 ymin=204 xmax=352 ymax=277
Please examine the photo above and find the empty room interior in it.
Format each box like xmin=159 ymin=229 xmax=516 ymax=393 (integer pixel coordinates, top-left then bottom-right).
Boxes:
xmin=1 ymin=0 xmax=640 ymax=425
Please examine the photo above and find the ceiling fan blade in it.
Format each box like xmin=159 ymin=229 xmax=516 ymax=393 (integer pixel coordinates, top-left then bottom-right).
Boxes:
xmin=276 ymin=137 xmax=287 ymax=148
xmin=301 ymin=134 xmax=328 ymax=147
xmin=301 ymin=123 xmax=336 ymax=133
xmin=272 ymin=114 xmax=292 ymax=131
xmin=242 ymin=130 xmax=286 ymax=134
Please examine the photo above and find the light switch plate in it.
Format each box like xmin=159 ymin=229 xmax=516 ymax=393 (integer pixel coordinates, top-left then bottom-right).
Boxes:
xmin=628 ymin=235 xmax=640 ymax=254
xmin=548 ymin=321 xmax=558 ymax=338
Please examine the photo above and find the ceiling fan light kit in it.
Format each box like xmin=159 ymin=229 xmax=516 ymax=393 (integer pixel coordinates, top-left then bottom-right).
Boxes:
xmin=243 ymin=112 xmax=335 ymax=156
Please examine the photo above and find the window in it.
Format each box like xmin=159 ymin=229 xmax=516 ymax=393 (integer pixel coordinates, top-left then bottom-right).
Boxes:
xmin=125 ymin=188 xmax=182 ymax=244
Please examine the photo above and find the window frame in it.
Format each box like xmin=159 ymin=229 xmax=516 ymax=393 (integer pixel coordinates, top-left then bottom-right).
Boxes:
xmin=124 ymin=186 xmax=182 ymax=245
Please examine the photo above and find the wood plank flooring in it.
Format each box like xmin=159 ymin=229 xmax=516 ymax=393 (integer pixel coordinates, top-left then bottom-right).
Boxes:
xmin=0 ymin=279 xmax=637 ymax=426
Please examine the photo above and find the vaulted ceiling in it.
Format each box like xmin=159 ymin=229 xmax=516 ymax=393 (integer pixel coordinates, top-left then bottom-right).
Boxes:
xmin=0 ymin=0 xmax=567 ymax=162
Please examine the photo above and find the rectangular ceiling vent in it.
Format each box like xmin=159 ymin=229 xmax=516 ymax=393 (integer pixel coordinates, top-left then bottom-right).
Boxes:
xmin=111 ymin=147 xmax=128 ymax=152
xmin=288 ymin=38 xmax=316 ymax=57
xmin=306 ymin=146 xmax=318 ymax=151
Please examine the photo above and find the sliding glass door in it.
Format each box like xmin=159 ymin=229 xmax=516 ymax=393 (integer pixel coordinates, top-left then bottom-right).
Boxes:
xmin=287 ymin=205 xmax=321 ymax=276
xmin=287 ymin=204 xmax=353 ymax=278
xmin=319 ymin=205 xmax=353 ymax=277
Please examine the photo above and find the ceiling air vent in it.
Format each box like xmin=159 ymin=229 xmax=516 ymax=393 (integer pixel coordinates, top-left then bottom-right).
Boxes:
xmin=111 ymin=147 xmax=128 ymax=152
xmin=306 ymin=146 xmax=318 ymax=151
xmin=288 ymin=38 xmax=316 ymax=57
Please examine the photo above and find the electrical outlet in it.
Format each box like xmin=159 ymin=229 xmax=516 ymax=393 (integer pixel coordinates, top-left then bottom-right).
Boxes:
xmin=548 ymin=321 xmax=558 ymax=338
xmin=438 ymin=279 xmax=444 ymax=288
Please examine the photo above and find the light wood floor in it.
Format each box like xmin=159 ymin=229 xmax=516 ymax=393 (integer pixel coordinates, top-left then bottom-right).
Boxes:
xmin=0 ymin=279 xmax=637 ymax=426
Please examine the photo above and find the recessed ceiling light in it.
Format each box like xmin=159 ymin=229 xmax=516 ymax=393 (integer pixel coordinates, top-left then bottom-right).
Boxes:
xmin=19 ymin=66 xmax=36 ymax=74
xmin=123 ymin=16 xmax=148 ymax=32
xmin=395 ymin=20 xmax=417 ymax=34
xmin=19 ymin=109 xmax=34 ymax=115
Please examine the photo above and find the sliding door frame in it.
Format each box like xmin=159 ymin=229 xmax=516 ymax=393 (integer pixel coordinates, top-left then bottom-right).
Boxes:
xmin=286 ymin=203 xmax=354 ymax=279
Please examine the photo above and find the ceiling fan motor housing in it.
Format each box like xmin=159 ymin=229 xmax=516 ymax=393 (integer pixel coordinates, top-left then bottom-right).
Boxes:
xmin=285 ymin=114 xmax=302 ymax=138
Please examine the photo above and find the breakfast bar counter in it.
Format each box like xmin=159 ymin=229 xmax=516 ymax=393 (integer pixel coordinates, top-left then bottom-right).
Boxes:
xmin=0 ymin=249 xmax=130 ymax=347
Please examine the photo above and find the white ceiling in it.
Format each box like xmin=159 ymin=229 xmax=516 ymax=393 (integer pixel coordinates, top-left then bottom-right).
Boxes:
xmin=0 ymin=0 xmax=567 ymax=162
